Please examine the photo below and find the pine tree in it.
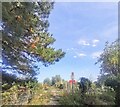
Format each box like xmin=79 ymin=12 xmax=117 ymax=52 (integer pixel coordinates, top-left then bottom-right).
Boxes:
xmin=2 ymin=1 xmax=65 ymax=82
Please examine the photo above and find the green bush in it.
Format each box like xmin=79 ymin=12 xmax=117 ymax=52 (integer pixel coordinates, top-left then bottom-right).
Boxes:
xmin=59 ymin=91 xmax=84 ymax=105
xmin=59 ymin=86 xmax=115 ymax=105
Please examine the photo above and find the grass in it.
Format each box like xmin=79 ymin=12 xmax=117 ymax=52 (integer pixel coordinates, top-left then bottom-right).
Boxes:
xmin=28 ymin=85 xmax=52 ymax=105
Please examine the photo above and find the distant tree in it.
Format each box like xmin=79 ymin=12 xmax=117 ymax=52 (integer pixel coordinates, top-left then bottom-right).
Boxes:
xmin=51 ymin=75 xmax=61 ymax=85
xmin=51 ymin=76 xmax=56 ymax=85
xmin=55 ymin=75 xmax=61 ymax=82
xmin=43 ymin=78 xmax=51 ymax=86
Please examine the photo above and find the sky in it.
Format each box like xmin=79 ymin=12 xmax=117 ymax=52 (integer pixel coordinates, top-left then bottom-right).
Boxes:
xmin=0 ymin=2 xmax=118 ymax=83
xmin=37 ymin=2 xmax=118 ymax=82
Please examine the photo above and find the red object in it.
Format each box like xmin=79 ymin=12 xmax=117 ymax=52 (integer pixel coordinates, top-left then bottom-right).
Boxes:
xmin=69 ymin=80 xmax=76 ymax=84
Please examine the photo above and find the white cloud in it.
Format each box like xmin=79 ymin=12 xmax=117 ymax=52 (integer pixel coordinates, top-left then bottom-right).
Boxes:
xmin=73 ymin=56 xmax=77 ymax=58
xmin=78 ymin=39 xmax=100 ymax=47
xmin=78 ymin=40 xmax=90 ymax=46
xmin=92 ymin=44 xmax=96 ymax=47
xmin=92 ymin=39 xmax=99 ymax=47
xmin=91 ymin=51 xmax=102 ymax=59
xmin=76 ymin=52 xmax=87 ymax=57
xmin=66 ymin=48 xmax=87 ymax=58
xmin=78 ymin=53 xmax=86 ymax=57
xmin=66 ymin=47 xmax=77 ymax=51
xmin=92 ymin=39 xmax=99 ymax=43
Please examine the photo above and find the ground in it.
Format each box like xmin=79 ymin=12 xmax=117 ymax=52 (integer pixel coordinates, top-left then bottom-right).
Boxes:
xmin=29 ymin=86 xmax=63 ymax=105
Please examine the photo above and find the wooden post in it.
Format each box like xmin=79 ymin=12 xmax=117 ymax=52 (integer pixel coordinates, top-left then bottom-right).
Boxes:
xmin=71 ymin=72 xmax=74 ymax=95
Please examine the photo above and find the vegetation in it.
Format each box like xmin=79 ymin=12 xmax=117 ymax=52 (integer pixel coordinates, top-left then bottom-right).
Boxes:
xmin=96 ymin=39 xmax=120 ymax=105
xmin=59 ymin=39 xmax=119 ymax=106
xmin=78 ymin=77 xmax=92 ymax=93
xmin=2 ymin=81 xmax=38 ymax=105
xmin=2 ymin=1 xmax=65 ymax=86
xmin=1 ymin=1 xmax=65 ymax=105
xmin=43 ymin=78 xmax=51 ymax=86
xmin=43 ymin=75 xmax=65 ymax=89
xmin=96 ymin=39 xmax=119 ymax=75
xmin=1 ymin=0 xmax=119 ymax=106
xmin=59 ymin=79 xmax=115 ymax=105
xmin=2 ymin=39 xmax=119 ymax=105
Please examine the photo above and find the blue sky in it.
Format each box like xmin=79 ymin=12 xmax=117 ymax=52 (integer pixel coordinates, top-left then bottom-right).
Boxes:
xmin=37 ymin=2 xmax=118 ymax=82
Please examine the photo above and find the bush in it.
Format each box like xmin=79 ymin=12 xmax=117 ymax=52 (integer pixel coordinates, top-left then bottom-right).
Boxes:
xmin=59 ymin=91 xmax=84 ymax=105
xmin=59 ymin=86 xmax=115 ymax=105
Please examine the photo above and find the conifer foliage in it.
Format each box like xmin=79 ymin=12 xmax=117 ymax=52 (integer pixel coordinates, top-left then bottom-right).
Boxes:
xmin=2 ymin=1 xmax=65 ymax=81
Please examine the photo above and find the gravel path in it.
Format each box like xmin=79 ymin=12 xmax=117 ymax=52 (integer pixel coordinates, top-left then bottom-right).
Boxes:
xmin=46 ymin=90 xmax=61 ymax=105
xmin=47 ymin=96 xmax=60 ymax=105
